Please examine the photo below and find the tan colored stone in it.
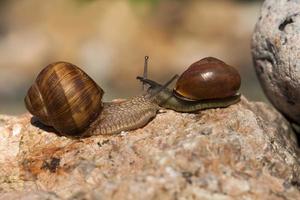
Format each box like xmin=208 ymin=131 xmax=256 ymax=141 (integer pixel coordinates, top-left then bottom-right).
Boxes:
xmin=0 ymin=97 xmax=299 ymax=199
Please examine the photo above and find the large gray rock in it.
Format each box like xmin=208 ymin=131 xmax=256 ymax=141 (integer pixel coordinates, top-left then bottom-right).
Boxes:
xmin=0 ymin=97 xmax=300 ymax=199
xmin=251 ymin=0 xmax=300 ymax=125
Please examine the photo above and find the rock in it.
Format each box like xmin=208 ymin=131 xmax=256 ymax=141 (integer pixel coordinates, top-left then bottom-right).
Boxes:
xmin=251 ymin=0 xmax=300 ymax=125
xmin=0 ymin=97 xmax=299 ymax=199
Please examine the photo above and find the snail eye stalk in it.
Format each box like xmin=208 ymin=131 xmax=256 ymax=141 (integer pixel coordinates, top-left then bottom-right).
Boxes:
xmin=142 ymin=55 xmax=149 ymax=91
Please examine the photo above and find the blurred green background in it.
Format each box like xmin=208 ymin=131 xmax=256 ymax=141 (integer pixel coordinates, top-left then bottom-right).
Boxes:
xmin=0 ymin=0 xmax=266 ymax=114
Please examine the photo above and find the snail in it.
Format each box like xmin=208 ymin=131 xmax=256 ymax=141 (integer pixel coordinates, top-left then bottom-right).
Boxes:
xmin=137 ymin=57 xmax=241 ymax=112
xmin=24 ymin=57 xmax=241 ymax=137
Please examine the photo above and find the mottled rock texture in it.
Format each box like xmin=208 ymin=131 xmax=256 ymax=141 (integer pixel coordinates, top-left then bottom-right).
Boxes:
xmin=0 ymin=97 xmax=299 ymax=199
xmin=251 ymin=0 xmax=300 ymax=125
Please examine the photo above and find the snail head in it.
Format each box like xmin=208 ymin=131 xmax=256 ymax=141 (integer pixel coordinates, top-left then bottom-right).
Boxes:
xmin=136 ymin=56 xmax=178 ymax=98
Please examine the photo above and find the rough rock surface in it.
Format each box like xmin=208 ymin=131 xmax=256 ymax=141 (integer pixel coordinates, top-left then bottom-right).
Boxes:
xmin=251 ymin=0 xmax=300 ymax=125
xmin=0 ymin=97 xmax=300 ymax=199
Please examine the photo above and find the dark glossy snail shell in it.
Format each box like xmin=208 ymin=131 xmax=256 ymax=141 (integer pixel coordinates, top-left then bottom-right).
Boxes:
xmin=24 ymin=61 xmax=104 ymax=136
xmin=174 ymin=57 xmax=241 ymax=101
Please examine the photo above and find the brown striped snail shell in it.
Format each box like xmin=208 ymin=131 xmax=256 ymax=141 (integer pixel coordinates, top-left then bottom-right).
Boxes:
xmin=173 ymin=57 xmax=241 ymax=101
xmin=24 ymin=62 xmax=104 ymax=136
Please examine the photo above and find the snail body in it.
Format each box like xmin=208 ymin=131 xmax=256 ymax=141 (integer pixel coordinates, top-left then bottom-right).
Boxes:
xmin=85 ymin=95 xmax=159 ymax=136
xmin=152 ymin=86 xmax=241 ymax=112
xmin=25 ymin=57 xmax=241 ymax=137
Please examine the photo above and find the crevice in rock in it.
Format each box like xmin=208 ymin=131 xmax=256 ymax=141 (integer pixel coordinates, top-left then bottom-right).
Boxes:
xmin=281 ymin=82 xmax=297 ymax=105
xmin=265 ymin=39 xmax=280 ymax=65
xmin=41 ymin=157 xmax=61 ymax=173
xmin=278 ymin=13 xmax=299 ymax=31
xmin=279 ymin=17 xmax=294 ymax=31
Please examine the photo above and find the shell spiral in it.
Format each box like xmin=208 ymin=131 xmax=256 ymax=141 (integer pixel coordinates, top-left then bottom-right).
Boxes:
xmin=24 ymin=61 xmax=104 ymax=136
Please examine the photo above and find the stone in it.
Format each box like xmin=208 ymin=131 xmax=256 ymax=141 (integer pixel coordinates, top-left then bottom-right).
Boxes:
xmin=0 ymin=97 xmax=299 ymax=199
xmin=251 ymin=0 xmax=300 ymax=125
